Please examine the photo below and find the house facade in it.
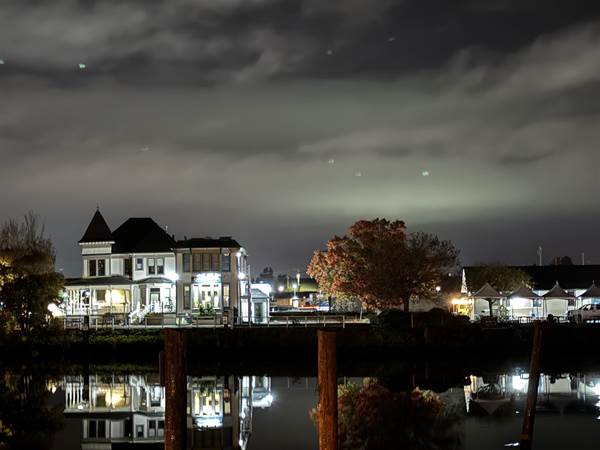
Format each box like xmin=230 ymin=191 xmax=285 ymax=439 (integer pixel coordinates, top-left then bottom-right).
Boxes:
xmin=62 ymin=210 xmax=250 ymax=325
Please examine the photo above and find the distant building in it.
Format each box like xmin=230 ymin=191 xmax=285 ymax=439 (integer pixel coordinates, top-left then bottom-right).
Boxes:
xmin=62 ymin=209 xmax=253 ymax=325
xmin=461 ymin=264 xmax=600 ymax=320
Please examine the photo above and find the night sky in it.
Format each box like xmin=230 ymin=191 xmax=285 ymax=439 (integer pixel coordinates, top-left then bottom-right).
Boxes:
xmin=2 ymin=0 xmax=600 ymax=276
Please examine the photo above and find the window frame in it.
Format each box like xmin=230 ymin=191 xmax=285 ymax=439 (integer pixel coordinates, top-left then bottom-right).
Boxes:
xmin=148 ymin=258 xmax=156 ymax=275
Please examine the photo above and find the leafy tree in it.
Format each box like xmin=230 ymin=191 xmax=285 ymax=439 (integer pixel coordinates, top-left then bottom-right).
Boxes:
xmin=307 ymin=219 xmax=459 ymax=312
xmin=311 ymin=378 xmax=462 ymax=450
xmin=467 ymin=263 xmax=531 ymax=317
xmin=0 ymin=269 xmax=64 ymax=333
xmin=0 ymin=212 xmax=63 ymax=334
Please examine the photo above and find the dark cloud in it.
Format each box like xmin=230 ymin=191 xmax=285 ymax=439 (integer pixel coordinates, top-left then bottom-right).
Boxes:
xmin=2 ymin=0 xmax=600 ymax=274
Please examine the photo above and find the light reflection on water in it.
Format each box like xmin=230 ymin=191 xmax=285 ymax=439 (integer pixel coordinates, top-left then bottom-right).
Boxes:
xmin=2 ymin=369 xmax=600 ymax=449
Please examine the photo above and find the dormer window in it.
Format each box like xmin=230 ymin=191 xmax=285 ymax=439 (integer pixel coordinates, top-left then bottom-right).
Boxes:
xmin=148 ymin=258 xmax=156 ymax=275
xmin=87 ymin=259 xmax=106 ymax=277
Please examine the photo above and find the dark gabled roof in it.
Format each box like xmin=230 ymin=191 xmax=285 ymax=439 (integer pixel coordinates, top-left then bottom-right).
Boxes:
xmin=111 ymin=218 xmax=175 ymax=253
xmin=79 ymin=210 xmax=114 ymax=243
xmin=543 ymin=282 xmax=575 ymax=299
xmin=473 ymin=283 xmax=503 ymax=298
xmin=464 ymin=265 xmax=600 ymax=291
xmin=581 ymin=284 xmax=600 ymax=298
xmin=65 ymin=276 xmax=132 ymax=286
xmin=176 ymin=237 xmax=241 ymax=249
xmin=509 ymin=285 xmax=539 ymax=299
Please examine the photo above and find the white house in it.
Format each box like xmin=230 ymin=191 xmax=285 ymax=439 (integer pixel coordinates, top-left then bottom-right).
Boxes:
xmin=62 ymin=210 xmax=251 ymax=325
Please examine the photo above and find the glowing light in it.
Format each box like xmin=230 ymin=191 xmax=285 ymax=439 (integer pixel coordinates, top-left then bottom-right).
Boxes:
xmin=451 ymin=297 xmax=471 ymax=305
xmin=166 ymin=271 xmax=179 ymax=282
xmin=47 ymin=303 xmax=63 ymax=318
xmin=511 ymin=375 xmax=528 ymax=392
xmin=236 ymin=251 xmax=242 ymax=258
xmin=422 ymin=171 xmax=430 ymax=177
xmin=328 ymin=158 xmax=335 ymax=164
xmin=278 ymin=285 xmax=284 ymax=292
xmin=435 ymin=286 xmax=441 ymax=293
xmin=238 ymin=272 xmax=246 ymax=280
xmin=0 ymin=59 xmax=4 ymax=65
xmin=354 ymin=171 xmax=362 ymax=177
xmin=78 ymin=63 xmax=86 ymax=69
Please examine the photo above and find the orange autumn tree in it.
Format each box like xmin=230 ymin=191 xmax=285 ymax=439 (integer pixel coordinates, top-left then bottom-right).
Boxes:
xmin=307 ymin=219 xmax=459 ymax=312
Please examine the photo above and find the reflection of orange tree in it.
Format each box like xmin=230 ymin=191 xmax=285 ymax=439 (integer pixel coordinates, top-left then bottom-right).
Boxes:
xmin=0 ymin=371 xmax=64 ymax=450
xmin=312 ymin=378 xmax=462 ymax=450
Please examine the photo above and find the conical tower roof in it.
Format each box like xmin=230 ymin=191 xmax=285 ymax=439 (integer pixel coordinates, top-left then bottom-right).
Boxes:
xmin=509 ymin=284 xmax=539 ymax=299
xmin=79 ymin=209 xmax=114 ymax=243
xmin=543 ymin=282 xmax=574 ymax=299
xmin=473 ymin=282 xmax=503 ymax=298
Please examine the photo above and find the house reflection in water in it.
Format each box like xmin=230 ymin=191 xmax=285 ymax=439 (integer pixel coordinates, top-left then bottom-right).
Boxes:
xmin=61 ymin=374 xmax=273 ymax=449
xmin=464 ymin=372 xmax=600 ymax=416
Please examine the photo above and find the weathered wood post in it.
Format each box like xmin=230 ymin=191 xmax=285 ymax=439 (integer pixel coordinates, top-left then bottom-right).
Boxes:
xmin=520 ymin=321 xmax=543 ymax=450
xmin=164 ymin=329 xmax=187 ymax=450
xmin=318 ymin=329 xmax=338 ymax=450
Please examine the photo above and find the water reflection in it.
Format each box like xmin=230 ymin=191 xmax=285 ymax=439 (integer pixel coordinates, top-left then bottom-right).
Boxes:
xmin=0 ymin=371 xmax=64 ymax=450
xmin=60 ymin=374 xmax=272 ymax=449
xmin=465 ymin=373 xmax=600 ymax=416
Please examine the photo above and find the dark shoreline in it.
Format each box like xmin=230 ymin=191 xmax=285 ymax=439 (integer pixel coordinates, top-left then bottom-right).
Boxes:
xmin=2 ymin=323 xmax=600 ymax=379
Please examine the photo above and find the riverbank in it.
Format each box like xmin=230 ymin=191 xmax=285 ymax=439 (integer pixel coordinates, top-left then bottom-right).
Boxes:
xmin=2 ymin=321 xmax=600 ymax=370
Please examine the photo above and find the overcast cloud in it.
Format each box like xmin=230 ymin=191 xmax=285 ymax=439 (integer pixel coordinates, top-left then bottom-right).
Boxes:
xmin=2 ymin=0 xmax=600 ymax=275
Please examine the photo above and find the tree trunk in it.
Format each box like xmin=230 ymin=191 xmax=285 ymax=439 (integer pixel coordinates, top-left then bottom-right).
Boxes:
xmin=403 ymin=298 xmax=410 ymax=313
xmin=487 ymin=299 xmax=494 ymax=317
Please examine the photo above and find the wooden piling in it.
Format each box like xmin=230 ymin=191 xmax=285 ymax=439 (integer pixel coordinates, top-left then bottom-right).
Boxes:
xmin=164 ymin=329 xmax=187 ymax=450
xmin=318 ymin=330 xmax=338 ymax=450
xmin=520 ymin=321 xmax=543 ymax=450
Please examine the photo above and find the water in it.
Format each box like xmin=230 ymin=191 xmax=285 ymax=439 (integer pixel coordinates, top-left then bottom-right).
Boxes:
xmin=2 ymin=366 xmax=600 ymax=449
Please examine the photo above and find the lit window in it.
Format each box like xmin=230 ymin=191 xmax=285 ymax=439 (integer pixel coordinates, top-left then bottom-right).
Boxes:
xmin=156 ymin=258 xmax=164 ymax=275
xmin=222 ymin=283 xmax=230 ymax=308
xmin=148 ymin=258 xmax=155 ymax=275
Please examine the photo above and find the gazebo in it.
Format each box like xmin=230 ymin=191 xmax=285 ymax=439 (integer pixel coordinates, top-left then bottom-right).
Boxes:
xmin=542 ymin=282 xmax=575 ymax=319
xmin=508 ymin=284 xmax=540 ymax=319
xmin=472 ymin=283 xmax=503 ymax=318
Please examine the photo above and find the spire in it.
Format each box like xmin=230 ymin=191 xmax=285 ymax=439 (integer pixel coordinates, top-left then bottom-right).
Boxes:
xmin=79 ymin=209 xmax=114 ymax=243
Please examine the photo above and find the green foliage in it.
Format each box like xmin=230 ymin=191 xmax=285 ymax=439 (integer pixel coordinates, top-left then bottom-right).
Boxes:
xmin=0 ymin=213 xmax=64 ymax=336
xmin=0 ymin=268 xmax=64 ymax=333
xmin=467 ymin=263 xmax=531 ymax=293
